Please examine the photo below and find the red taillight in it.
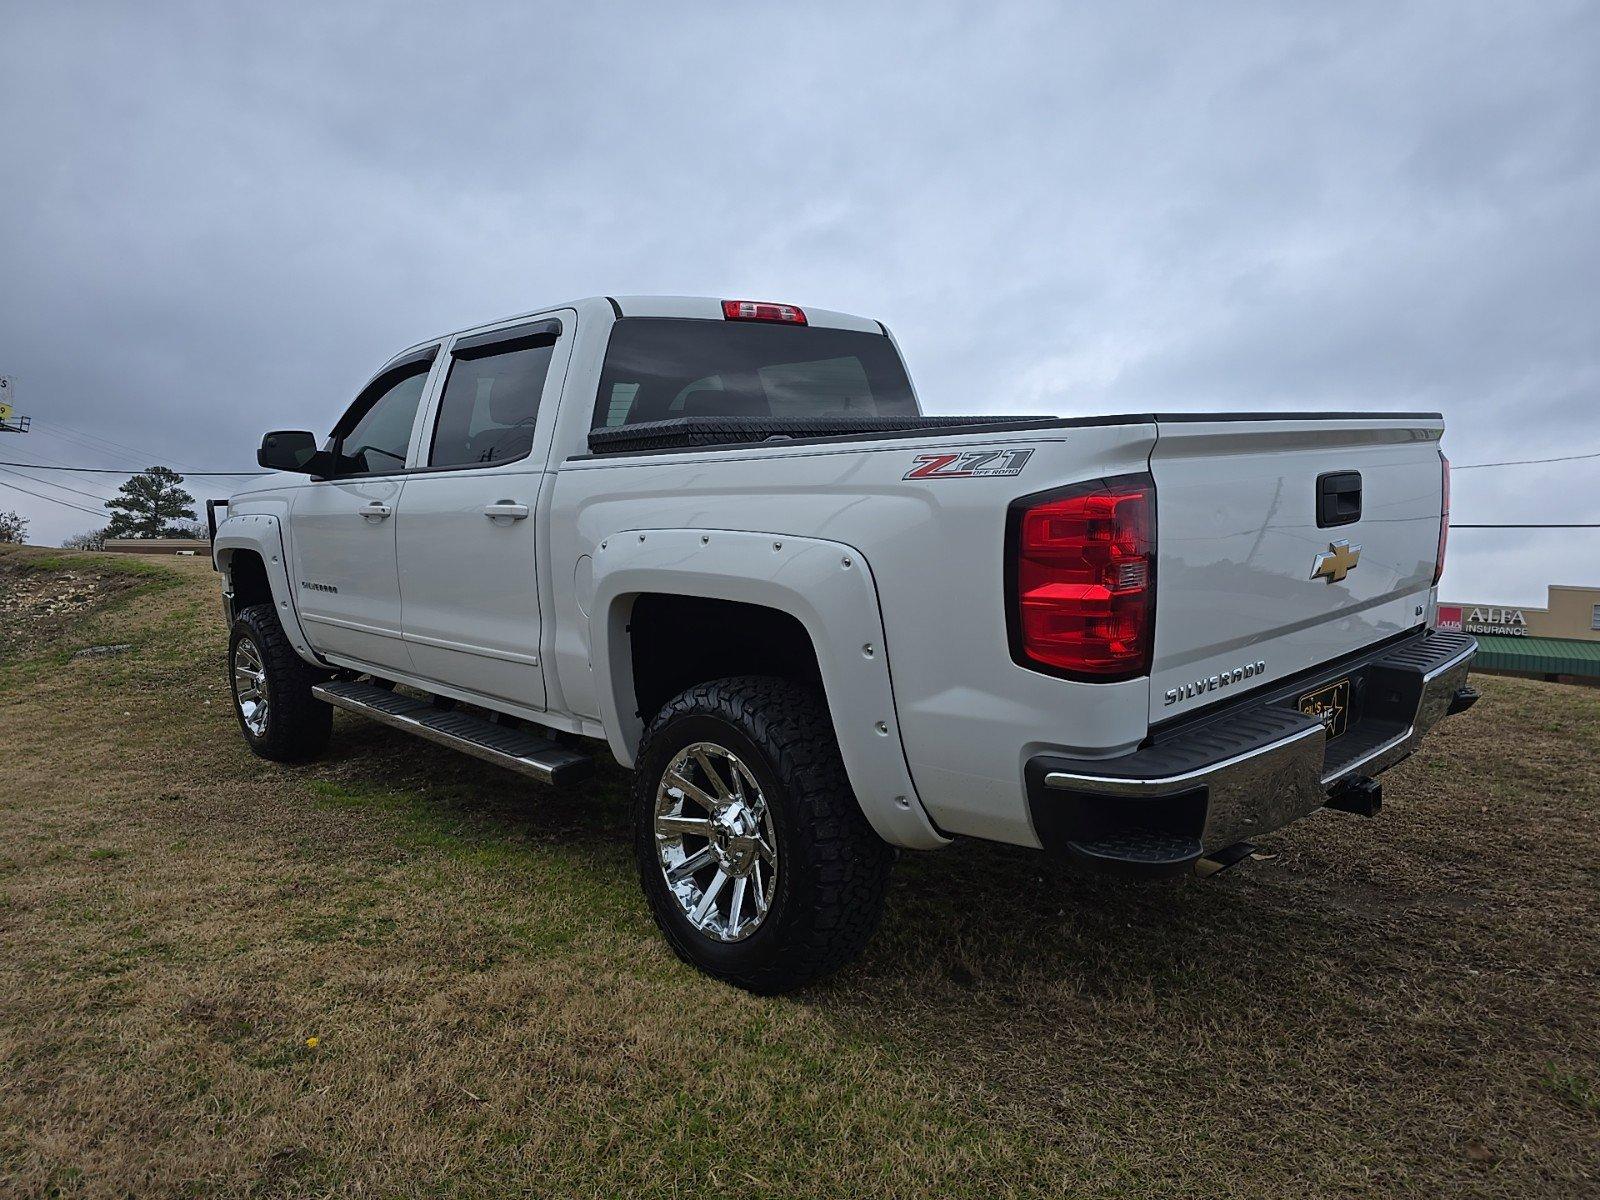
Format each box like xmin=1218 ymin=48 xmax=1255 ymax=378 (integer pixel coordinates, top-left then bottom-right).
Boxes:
xmin=1433 ymin=453 xmax=1450 ymax=586
xmin=1010 ymin=476 xmax=1155 ymax=679
xmin=721 ymin=299 xmax=807 ymax=325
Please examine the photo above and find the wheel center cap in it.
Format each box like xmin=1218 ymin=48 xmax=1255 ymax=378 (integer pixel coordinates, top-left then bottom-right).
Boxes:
xmin=710 ymin=803 xmax=759 ymax=875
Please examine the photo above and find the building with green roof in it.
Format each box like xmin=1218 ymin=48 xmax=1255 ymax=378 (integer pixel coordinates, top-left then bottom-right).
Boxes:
xmin=1437 ymin=585 xmax=1600 ymax=685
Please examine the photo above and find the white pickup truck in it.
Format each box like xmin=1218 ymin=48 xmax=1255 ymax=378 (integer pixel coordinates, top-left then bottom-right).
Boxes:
xmin=212 ymin=295 xmax=1478 ymax=991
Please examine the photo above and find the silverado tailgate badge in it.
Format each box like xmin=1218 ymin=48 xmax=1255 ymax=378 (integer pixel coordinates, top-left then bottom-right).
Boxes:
xmin=1163 ymin=659 xmax=1267 ymax=707
xmin=1310 ymin=539 xmax=1361 ymax=584
xmin=904 ymin=448 xmax=1034 ymax=480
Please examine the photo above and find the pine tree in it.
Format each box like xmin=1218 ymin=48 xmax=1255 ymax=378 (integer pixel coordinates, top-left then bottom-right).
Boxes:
xmin=104 ymin=467 xmax=197 ymax=539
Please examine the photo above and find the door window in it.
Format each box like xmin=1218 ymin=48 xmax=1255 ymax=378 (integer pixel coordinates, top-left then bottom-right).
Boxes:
xmin=333 ymin=360 xmax=432 ymax=475
xmin=429 ymin=333 xmax=556 ymax=468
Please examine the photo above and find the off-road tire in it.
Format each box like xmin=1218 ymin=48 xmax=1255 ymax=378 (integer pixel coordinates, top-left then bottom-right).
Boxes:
xmin=228 ymin=603 xmax=332 ymax=763
xmin=633 ymin=676 xmax=893 ymax=993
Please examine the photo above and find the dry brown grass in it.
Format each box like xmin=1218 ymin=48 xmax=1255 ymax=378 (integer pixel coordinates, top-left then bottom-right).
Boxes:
xmin=0 ymin=544 xmax=1595 ymax=1198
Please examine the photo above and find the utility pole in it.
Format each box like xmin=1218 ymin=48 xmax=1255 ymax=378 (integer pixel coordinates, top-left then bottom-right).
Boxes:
xmin=0 ymin=376 xmax=29 ymax=434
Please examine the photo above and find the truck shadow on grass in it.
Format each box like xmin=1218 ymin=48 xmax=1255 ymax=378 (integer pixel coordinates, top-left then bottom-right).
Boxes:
xmin=310 ymin=714 xmax=1389 ymax=1024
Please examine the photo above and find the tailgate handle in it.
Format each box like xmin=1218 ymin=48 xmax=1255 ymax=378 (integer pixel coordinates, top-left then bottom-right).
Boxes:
xmin=1317 ymin=471 xmax=1361 ymax=528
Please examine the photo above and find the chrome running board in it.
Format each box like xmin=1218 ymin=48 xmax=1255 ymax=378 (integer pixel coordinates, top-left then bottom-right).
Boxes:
xmin=313 ymin=679 xmax=592 ymax=786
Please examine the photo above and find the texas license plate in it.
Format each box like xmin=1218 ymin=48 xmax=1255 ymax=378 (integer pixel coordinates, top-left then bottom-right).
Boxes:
xmin=1299 ymin=677 xmax=1351 ymax=740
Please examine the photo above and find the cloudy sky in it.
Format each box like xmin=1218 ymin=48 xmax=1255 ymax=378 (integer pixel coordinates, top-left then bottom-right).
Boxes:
xmin=1 ymin=1 xmax=1595 ymax=603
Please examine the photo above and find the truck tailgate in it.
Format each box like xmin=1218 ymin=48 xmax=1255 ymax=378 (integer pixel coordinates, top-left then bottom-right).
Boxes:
xmin=1148 ymin=415 xmax=1446 ymax=724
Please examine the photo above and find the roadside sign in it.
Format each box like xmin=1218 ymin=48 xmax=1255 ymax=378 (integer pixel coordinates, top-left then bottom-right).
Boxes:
xmin=0 ymin=377 xmax=25 ymax=431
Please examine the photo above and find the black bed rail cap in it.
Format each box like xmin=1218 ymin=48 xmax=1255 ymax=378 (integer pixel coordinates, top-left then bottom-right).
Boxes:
xmin=586 ymin=415 xmax=1058 ymax=456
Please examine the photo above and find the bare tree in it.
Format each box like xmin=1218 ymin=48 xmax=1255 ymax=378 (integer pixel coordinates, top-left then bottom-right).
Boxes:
xmin=0 ymin=509 xmax=28 ymax=544
xmin=62 ymin=527 xmax=108 ymax=551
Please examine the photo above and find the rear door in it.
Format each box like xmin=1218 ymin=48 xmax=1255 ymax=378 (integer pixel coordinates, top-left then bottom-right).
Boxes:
xmin=393 ymin=314 xmax=573 ymax=710
xmin=289 ymin=346 xmax=438 ymax=674
xmin=1147 ymin=415 xmax=1446 ymax=723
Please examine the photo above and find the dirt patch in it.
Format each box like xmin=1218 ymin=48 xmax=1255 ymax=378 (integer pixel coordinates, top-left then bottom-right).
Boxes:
xmin=0 ymin=546 xmax=172 ymax=661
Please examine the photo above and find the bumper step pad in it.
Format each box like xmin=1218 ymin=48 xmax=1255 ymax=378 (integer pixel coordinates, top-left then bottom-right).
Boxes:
xmin=1064 ymin=828 xmax=1203 ymax=876
xmin=312 ymin=679 xmax=592 ymax=786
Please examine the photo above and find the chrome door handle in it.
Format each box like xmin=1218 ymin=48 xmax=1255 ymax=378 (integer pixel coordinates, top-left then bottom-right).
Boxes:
xmin=483 ymin=502 xmax=529 ymax=521
xmin=358 ymin=502 xmax=392 ymax=520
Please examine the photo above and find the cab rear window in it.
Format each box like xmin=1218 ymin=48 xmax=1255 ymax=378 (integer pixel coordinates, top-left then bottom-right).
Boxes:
xmin=594 ymin=318 xmax=916 ymax=428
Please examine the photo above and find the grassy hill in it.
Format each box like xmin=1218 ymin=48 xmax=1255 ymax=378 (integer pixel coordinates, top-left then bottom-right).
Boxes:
xmin=1 ymin=544 xmax=1595 ymax=1198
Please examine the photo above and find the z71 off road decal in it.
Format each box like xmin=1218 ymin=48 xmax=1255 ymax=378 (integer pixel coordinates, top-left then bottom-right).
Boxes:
xmin=903 ymin=448 xmax=1035 ymax=480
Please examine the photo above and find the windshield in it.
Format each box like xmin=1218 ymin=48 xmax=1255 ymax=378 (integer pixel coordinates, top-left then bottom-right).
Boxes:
xmin=594 ymin=318 xmax=918 ymax=428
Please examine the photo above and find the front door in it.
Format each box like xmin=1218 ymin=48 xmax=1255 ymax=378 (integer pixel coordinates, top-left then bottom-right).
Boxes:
xmin=395 ymin=317 xmax=568 ymax=710
xmin=289 ymin=348 xmax=436 ymax=674
xmin=291 ymin=477 xmax=409 ymax=669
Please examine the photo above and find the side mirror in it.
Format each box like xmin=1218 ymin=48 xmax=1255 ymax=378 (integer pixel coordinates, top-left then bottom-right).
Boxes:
xmin=257 ymin=430 xmax=330 ymax=475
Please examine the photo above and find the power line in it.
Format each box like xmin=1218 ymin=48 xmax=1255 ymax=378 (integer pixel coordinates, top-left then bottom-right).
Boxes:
xmin=6 ymin=452 xmax=1594 ymax=478
xmin=0 ymin=441 xmax=103 ymax=471
xmin=24 ymin=421 xmax=263 ymax=482
xmin=1454 ymin=450 xmax=1600 ymax=470
xmin=0 ymin=476 xmax=106 ymax=517
xmin=0 ymin=463 xmax=115 ymax=504
xmin=19 ymin=425 xmax=223 ymax=489
xmin=0 ymin=445 xmax=122 ymax=493
xmin=31 ymin=420 xmax=148 ymax=457
xmin=35 ymin=417 xmax=172 ymax=461
xmin=32 ymin=417 xmax=229 ymax=476
xmin=0 ymin=459 xmax=267 ymax=477
xmin=28 ymin=425 xmax=157 ymax=472
xmin=2 ymin=462 xmax=1595 ymax=524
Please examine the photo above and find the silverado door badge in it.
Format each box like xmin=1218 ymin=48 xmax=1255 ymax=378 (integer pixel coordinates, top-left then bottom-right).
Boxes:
xmin=1311 ymin=539 xmax=1361 ymax=584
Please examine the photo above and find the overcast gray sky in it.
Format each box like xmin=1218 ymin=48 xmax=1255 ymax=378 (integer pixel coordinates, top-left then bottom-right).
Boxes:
xmin=1 ymin=1 xmax=1595 ymax=604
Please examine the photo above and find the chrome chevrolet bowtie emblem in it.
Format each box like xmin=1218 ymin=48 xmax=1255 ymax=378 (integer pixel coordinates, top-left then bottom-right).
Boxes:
xmin=1311 ymin=539 xmax=1361 ymax=584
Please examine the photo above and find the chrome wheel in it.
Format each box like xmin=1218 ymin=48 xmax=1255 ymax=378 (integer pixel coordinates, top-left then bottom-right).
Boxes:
xmin=654 ymin=741 xmax=778 ymax=942
xmin=233 ymin=636 xmax=269 ymax=737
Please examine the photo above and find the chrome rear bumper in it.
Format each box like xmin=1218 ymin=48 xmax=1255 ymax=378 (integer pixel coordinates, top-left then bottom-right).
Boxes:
xmin=1025 ymin=630 xmax=1478 ymax=875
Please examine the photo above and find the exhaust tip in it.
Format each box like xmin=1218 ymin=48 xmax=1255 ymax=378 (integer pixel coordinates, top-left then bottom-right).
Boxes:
xmin=1195 ymin=841 xmax=1257 ymax=878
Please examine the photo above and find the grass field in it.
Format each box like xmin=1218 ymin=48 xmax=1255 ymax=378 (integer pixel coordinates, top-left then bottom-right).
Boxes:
xmin=1 ymin=544 xmax=1596 ymax=1198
